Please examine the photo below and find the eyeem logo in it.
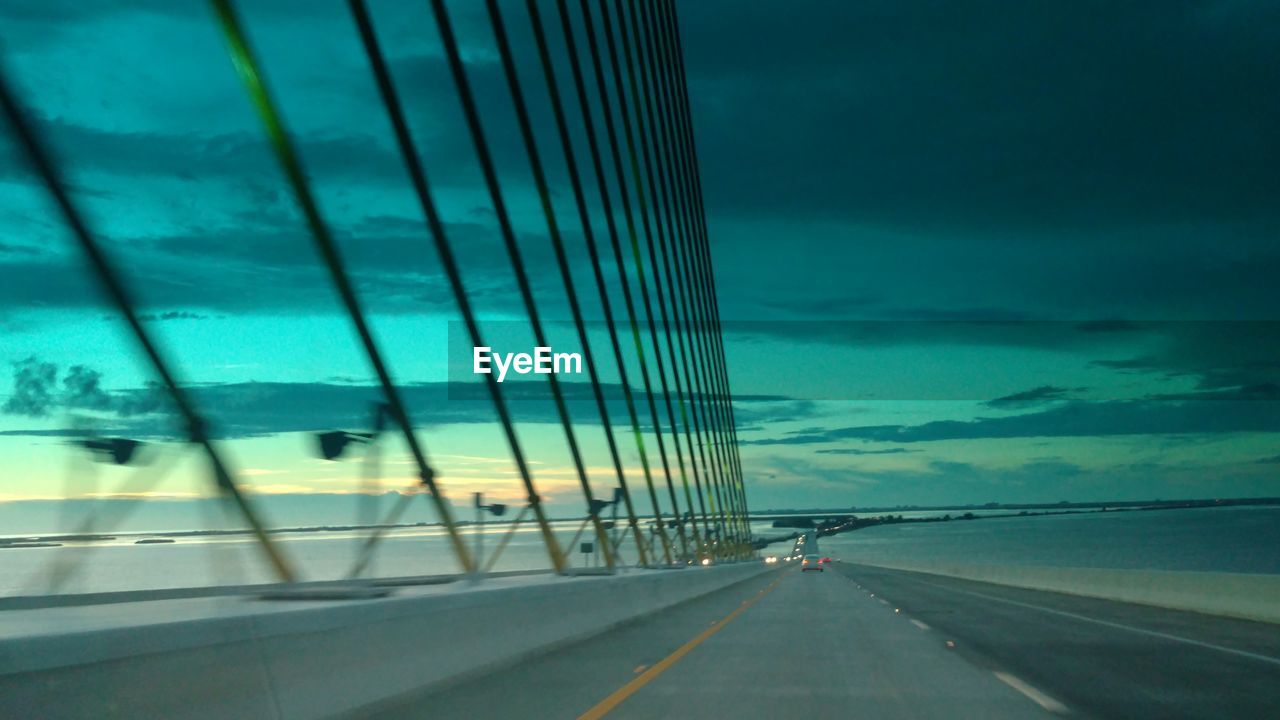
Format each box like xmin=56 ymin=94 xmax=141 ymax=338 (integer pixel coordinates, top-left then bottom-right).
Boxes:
xmin=473 ymin=346 xmax=583 ymax=383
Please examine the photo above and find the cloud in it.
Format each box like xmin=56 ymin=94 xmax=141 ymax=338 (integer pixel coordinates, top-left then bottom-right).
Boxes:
xmin=983 ymin=385 xmax=1079 ymax=409
xmin=2 ymin=357 xmax=59 ymax=417
xmin=770 ymin=397 xmax=1280 ymax=445
xmin=2 ymin=359 xmax=168 ymax=421
xmin=0 ymin=118 xmax=397 ymax=187
xmin=62 ymin=365 xmax=114 ymax=411
xmin=729 ymin=399 xmax=822 ymax=428
xmin=3 ymin=358 xmax=804 ymax=440
xmin=814 ymin=448 xmax=918 ymax=456
xmin=4 ymin=1 xmax=1279 ymax=334
xmin=137 ymin=311 xmax=209 ymax=321
xmin=682 ymin=1 xmax=1280 ymax=232
xmin=1090 ymin=322 xmax=1280 ymax=392
xmin=0 ymin=242 xmax=44 ymax=256
xmin=723 ymin=320 xmax=1156 ymax=355
xmin=0 ymin=213 xmax=567 ymax=315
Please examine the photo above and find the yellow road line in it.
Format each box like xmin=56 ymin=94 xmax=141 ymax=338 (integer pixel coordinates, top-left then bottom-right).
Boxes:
xmin=577 ymin=574 xmax=785 ymax=720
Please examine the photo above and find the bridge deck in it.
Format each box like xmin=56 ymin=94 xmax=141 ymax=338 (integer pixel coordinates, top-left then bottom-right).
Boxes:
xmin=364 ymin=563 xmax=1280 ymax=719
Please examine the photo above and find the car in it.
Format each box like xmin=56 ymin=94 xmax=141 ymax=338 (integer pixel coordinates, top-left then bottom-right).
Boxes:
xmin=820 ymin=557 xmax=833 ymax=564
xmin=801 ymin=554 xmax=823 ymax=572
xmin=764 ymin=555 xmax=779 ymax=564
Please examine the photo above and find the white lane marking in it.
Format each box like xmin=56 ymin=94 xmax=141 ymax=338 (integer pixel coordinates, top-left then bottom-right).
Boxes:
xmin=910 ymin=619 xmax=930 ymax=631
xmin=994 ymin=671 xmax=1069 ymax=714
xmin=878 ymin=598 xmax=889 ymax=605
xmin=914 ymin=578 xmax=1280 ymax=669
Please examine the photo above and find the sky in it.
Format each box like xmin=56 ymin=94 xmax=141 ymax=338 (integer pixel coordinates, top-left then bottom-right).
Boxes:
xmin=1 ymin=0 xmax=1278 ymax=532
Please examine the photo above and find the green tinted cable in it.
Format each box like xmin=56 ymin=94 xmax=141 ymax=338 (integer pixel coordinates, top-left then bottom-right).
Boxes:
xmin=0 ymin=59 xmax=297 ymax=582
xmin=601 ymin=0 xmax=736 ymax=552
xmin=659 ymin=0 xmax=752 ymax=540
xmin=627 ymin=0 xmax=741 ymax=549
xmin=212 ymin=0 xmax=475 ymax=573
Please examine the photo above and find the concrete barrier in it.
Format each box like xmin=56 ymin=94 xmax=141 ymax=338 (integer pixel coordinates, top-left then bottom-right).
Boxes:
xmin=852 ymin=559 xmax=1280 ymax=624
xmin=0 ymin=562 xmax=774 ymax=719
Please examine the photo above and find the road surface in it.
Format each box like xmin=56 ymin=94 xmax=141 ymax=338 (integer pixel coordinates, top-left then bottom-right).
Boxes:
xmin=361 ymin=564 xmax=1039 ymax=719
xmin=358 ymin=562 xmax=1280 ymax=718
xmin=830 ymin=562 xmax=1280 ymax=719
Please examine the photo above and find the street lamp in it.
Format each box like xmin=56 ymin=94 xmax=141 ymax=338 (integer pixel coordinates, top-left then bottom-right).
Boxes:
xmin=473 ymin=491 xmax=507 ymax=575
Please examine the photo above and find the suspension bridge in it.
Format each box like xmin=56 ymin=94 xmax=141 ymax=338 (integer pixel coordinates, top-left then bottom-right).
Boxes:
xmin=4 ymin=2 xmax=1280 ymax=719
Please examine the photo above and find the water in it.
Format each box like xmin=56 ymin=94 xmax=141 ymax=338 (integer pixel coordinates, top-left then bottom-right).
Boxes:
xmin=0 ymin=519 xmax=700 ymax=597
xmin=4 ymin=508 xmax=1277 ymax=597
xmin=819 ymin=506 xmax=1280 ymax=575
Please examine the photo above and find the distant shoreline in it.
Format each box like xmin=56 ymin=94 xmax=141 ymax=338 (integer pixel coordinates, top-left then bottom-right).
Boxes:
xmin=752 ymin=497 xmax=1280 ymax=548
xmin=751 ymin=496 xmax=1280 ymax=520
xmin=2 ymin=496 xmax=1275 ymax=547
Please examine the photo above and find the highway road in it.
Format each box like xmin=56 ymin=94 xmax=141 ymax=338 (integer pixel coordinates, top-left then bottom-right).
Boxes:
xmin=359 ymin=561 xmax=1280 ymax=719
xmin=361 ymin=564 xmax=1042 ymax=719
xmin=831 ymin=562 xmax=1280 ymax=719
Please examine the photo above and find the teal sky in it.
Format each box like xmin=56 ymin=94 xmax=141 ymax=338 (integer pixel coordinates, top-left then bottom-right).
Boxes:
xmin=2 ymin=1 xmax=1278 ymax=529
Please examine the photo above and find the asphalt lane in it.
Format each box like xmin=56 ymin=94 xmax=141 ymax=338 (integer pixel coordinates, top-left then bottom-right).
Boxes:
xmin=359 ymin=565 xmax=1047 ymax=720
xmin=598 ymin=564 xmax=1043 ymax=720
xmin=833 ymin=562 xmax=1280 ymax=720
xmin=352 ymin=568 xmax=786 ymax=720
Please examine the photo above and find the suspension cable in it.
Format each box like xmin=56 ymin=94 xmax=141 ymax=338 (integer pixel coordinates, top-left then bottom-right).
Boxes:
xmin=635 ymin=0 xmax=747 ymax=547
xmin=593 ymin=0 xmax=719 ymax=555
xmin=352 ymin=0 xmax=573 ymax=574
xmin=559 ymin=0 xmax=704 ymax=561
xmin=581 ymin=2 xmax=709 ymax=556
xmin=430 ymin=0 xmax=645 ymax=573
xmin=483 ymin=0 xmax=631 ymax=570
xmin=576 ymin=0 xmax=695 ymax=565
xmin=658 ymin=0 xmax=752 ymax=541
xmin=533 ymin=0 xmax=693 ymax=564
xmin=606 ymin=0 xmax=723 ymax=553
xmin=626 ymin=0 xmax=743 ymax=550
xmin=600 ymin=0 xmax=735 ymax=552
xmin=213 ymin=0 xmax=477 ymax=574
xmin=596 ymin=0 xmax=716 ymax=558
xmin=0 ymin=59 xmax=297 ymax=583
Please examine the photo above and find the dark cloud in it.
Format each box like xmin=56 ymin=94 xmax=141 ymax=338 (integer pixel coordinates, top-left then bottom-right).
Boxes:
xmin=4 ymin=1 xmax=1280 ymax=508
xmin=1151 ymin=384 xmax=1280 ymax=403
xmin=722 ymin=322 xmax=1280 ymax=403
xmin=740 ymin=434 xmax=829 ymax=447
xmin=5 ymin=1 xmax=1278 ymax=328
xmin=727 ymin=320 xmax=1136 ymax=350
xmin=62 ymin=365 xmax=114 ymax=412
xmin=681 ymin=1 xmax=1280 ymax=232
xmin=686 ymin=3 xmax=1280 ymax=326
xmin=2 ymin=359 xmax=170 ymax=420
xmin=137 ymin=311 xmax=210 ymax=321
xmin=2 ymin=361 xmax=802 ymax=440
xmin=2 ymin=357 xmax=58 ymax=417
xmin=983 ymin=385 xmax=1079 ymax=410
xmin=1094 ymin=324 xmax=1280 ymax=390
xmin=0 ymin=116 xmax=406 ymax=189
xmin=814 ymin=448 xmax=918 ymax=456
xmin=770 ymin=397 xmax=1280 ymax=446
xmin=0 ymin=242 xmax=44 ymax=256
xmin=729 ymin=399 xmax=822 ymax=429
xmin=0 ymin=214 xmax=573 ymax=315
